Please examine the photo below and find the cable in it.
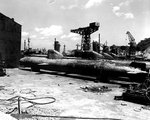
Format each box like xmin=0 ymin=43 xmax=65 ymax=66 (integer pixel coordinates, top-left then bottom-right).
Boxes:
xmin=1 ymin=96 xmax=121 ymax=120
xmin=0 ymin=96 xmax=56 ymax=104
xmin=0 ymin=95 xmax=56 ymax=114
xmin=20 ymin=96 xmax=56 ymax=105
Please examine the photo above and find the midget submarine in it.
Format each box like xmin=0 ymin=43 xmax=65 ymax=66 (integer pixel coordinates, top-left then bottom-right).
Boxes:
xmin=19 ymin=55 xmax=148 ymax=83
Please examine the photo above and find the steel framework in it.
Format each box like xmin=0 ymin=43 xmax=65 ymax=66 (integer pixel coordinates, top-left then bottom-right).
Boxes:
xmin=71 ymin=22 xmax=100 ymax=51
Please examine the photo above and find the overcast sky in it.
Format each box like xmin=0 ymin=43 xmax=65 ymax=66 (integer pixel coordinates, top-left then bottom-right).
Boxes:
xmin=0 ymin=0 xmax=150 ymax=51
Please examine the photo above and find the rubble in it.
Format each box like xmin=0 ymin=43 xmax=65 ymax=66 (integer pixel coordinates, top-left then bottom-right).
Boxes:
xmin=80 ymin=85 xmax=112 ymax=93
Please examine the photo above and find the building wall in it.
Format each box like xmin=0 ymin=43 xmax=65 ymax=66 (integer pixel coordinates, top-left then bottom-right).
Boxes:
xmin=0 ymin=13 xmax=21 ymax=67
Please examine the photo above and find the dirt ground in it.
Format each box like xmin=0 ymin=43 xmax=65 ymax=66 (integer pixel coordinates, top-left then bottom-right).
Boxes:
xmin=0 ymin=68 xmax=150 ymax=120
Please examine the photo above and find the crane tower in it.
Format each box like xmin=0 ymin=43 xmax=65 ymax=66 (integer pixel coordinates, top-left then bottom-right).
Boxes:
xmin=71 ymin=22 xmax=100 ymax=51
xmin=126 ymin=31 xmax=136 ymax=57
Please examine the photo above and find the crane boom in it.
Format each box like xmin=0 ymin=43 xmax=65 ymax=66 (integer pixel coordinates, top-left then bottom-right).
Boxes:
xmin=126 ymin=31 xmax=135 ymax=43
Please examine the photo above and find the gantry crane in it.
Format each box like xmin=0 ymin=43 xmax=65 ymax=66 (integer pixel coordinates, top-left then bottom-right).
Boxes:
xmin=126 ymin=31 xmax=136 ymax=57
xmin=71 ymin=22 xmax=100 ymax=51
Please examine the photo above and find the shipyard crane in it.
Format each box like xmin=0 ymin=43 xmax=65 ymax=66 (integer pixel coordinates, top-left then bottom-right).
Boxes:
xmin=71 ymin=22 xmax=100 ymax=51
xmin=126 ymin=31 xmax=136 ymax=57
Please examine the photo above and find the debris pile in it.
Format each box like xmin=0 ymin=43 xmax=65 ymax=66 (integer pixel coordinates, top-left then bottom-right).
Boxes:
xmin=80 ymin=85 xmax=112 ymax=93
xmin=116 ymin=77 xmax=150 ymax=105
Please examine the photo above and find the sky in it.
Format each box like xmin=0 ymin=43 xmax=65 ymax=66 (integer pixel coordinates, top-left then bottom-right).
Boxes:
xmin=0 ymin=0 xmax=150 ymax=51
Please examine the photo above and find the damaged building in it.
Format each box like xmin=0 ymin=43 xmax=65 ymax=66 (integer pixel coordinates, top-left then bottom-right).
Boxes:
xmin=0 ymin=13 xmax=21 ymax=67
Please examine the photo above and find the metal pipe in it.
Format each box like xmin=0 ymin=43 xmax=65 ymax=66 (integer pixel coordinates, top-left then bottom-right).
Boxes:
xmin=18 ymin=96 xmax=21 ymax=114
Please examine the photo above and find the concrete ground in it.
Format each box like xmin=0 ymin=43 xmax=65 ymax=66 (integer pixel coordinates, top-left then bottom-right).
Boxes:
xmin=0 ymin=68 xmax=150 ymax=120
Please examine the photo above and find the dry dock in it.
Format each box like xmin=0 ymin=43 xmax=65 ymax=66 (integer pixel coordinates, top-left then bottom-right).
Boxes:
xmin=0 ymin=68 xmax=150 ymax=120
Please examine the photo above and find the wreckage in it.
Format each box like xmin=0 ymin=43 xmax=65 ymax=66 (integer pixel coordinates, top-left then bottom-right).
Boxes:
xmin=115 ymin=77 xmax=150 ymax=105
xmin=19 ymin=56 xmax=148 ymax=82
